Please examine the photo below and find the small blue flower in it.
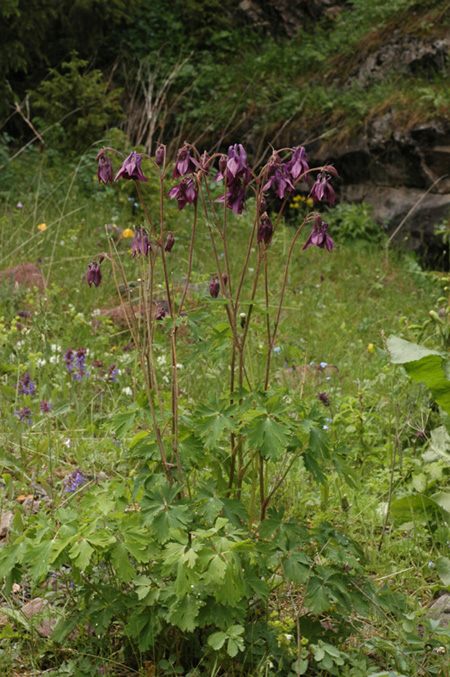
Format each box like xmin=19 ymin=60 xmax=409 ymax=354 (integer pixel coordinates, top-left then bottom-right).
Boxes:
xmin=273 ymin=346 xmax=281 ymax=357
xmin=326 ymin=376 xmax=331 ymax=381
xmin=319 ymin=361 xmax=328 ymax=369
xmin=428 ymin=561 xmax=435 ymax=569
xmin=323 ymin=425 xmax=329 ymax=430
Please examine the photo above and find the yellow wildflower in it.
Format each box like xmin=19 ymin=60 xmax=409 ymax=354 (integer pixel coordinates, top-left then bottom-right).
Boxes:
xmin=122 ymin=228 xmax=134 ymax=239
xmin=367 ymin=343 xmax=375 ymax=353
xmin=37 ymin=223 xmax=47 ymax=232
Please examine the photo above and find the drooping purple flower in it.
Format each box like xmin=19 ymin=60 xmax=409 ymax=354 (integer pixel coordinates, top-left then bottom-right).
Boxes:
xmin=262 ymin=153 xmax=295 ymax=199
xmin=155 ymin=304 xmax=166 ymax=320
xmin=258 ymin=196 xmax=267 ymax=215
xmin=257 ymin=213 xmax=274 ymax=245
xmin=40 ymin=401 xmax=52 ymax=413
xmin=216 ymin=180 xmax=247 ymax=215
xmin=115 ymin=151 xmax=148 ymax=182
xmin=226 ymin=144 xmax=251 ymax=183
xmin=302 ymin=214 xmax=334 ymax=252
xmin=172 ymin=146 xmax=200 ymax=179
xmin=164 ymin=233 xmax=175 ymax=253
xmin=132 ymin=227 xmax=151 ymax=258
xmin=155 ymin=145 xmax=165 ymax=166
xmin=14 ymin=407 xmax=33 ymax=424
xmin=17 ymin=372 xmax=36 ymax=396
xmin=308 ymin=172 xmax=336 ymax=205
xmin=167 ymin=178 xmax=198 ymax=210
xmin=318 ymin=392 xmax=331 ymax=407
xmin=287 ymin=146 xmax=309 ymax=181
xmin=64 ymin=469 xmax=87 ymax=493
xmin=200 ymin=151 xmax=210 ymax=173
xmin=209 ymin=277 xmax=220 ymax=299
xmin=87 ymin=261 xmax=102 ymax=288
xmin=96 ymin=151 xmax=114 ymax=185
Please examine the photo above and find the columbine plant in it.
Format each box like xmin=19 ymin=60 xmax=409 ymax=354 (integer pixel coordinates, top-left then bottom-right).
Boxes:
xmin=93 ymin=142 xmax=337 ymax=519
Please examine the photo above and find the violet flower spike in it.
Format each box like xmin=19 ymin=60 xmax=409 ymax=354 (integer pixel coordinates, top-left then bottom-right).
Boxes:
xmin=173 ymin=146 xmax=200 ymax=179
xmin=308 ymin=172 xmax=335 ymax=205
xmin=40 ymin=401 xmax=52 ymax=413
xmin=14 ymin=407 xmax=33 ymax=424
xmin=87 ymin=261 xmax=102 ymax=287
xmin=17 ymin=372 xmax=36 ymax=396
xmin=96 ymin=151 xmax=114 ymax=185
xmin=167 ymin=178 xmax=198 ymax=210
xmin=64 ymin=469 xmax=87 ymax=493
xmin=288 ymin=146 xmax=309 ymax=181
xmin=302 ymin=214 xmax=334 ymax=252
xmin=115 ymin=151 xmax=148 ymax=182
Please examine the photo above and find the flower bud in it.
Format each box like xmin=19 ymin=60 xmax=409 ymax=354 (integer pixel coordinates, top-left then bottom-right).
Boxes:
xmin=155 ymin=145 xmax=165 ymax=166
xmin=221 ymin=273 xmax=228 ymax=287
xmin=87 ymin=261 xmax=102 ymax=287
xmin=164 ymin=233 xmax=175 ymax=253
xmin=209 ymin=277 xmax=220 ymax=299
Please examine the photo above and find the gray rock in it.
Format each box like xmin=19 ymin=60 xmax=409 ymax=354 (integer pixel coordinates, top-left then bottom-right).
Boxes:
xmin=426 ymin=593 xmax=450 ymax=627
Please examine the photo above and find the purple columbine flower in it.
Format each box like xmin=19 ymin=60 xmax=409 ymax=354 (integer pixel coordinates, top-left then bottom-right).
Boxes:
xmin=287 ymin=146 xmax=309 ymax=181
xmin=64 ymin=469 xmax=87 ymax=493
xmin=167 ymin=178 xmax=198 ymax=210
xmin=14 ymin=407 xmax=33 ymax=424
xmin=317 ymin=392 xmax=331 ymax=407
xmin=200 ymin=151 xmax=210 ymax=173
xmin=155 ymin=145 xmax=165 ymax=166
xmin=96 ymin=151 xmax=114 ymax=185
xmin=172 ymin=146 xmax=200 ymax=179
xmin=302 ymin=214 xmax=334 ymax=252
xmin=209 ymin=277 xmax=220 ymax=299
xmin=115 ymin=151 xmax=148 ymax=182
xmin=164 ymin=233 xmax=175 ymax=253
xmin=257 ymin=213 xmax=274 ymax=245
xmin=258 ymin=196 xmax=267 ymax=215
xmin=226 ymin=144 xmax=251 ymax=182
xmin=40 ymin=401 xmax=52 ymax=413
xmin=87 ymin=261 xmax=102 ymax=288
xmin=308 ymin=171 xmax=336 ymax=205
xmin=155 ymin=304 xmax=166 ymax=320
xmin=262 ymin=153 xmax=295 ymax=199
xmin=132 ymin=227 xmax=151 ymax=257
xmin=216 ymin=179 xmax=247 ymax=215
xmin=17 ymin=372 xmax=36 ymax=396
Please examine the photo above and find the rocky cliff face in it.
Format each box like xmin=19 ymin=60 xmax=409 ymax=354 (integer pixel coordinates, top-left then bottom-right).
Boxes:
xmin=312 ymin=31 xmax=450 ymax=256
xmin=237 ymin=2 xmax=450 ymax=258
xmin=237 ymin=0 xmax=348 ymax=37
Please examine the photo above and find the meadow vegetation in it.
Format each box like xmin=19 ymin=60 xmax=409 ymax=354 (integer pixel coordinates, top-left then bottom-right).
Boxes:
xmin=0 ymin=139 xmax=450 ymax=676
